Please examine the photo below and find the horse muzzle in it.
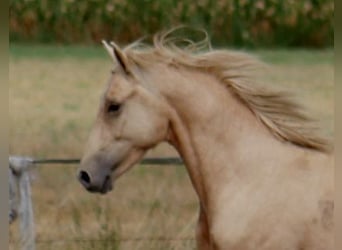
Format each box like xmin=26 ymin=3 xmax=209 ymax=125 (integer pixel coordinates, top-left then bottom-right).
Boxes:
xmin=78 ymin=169 xmax=113 ymax=194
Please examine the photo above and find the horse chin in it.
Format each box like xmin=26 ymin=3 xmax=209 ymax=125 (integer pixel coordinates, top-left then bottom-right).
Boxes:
xmin=112 ymin=161 xmax=132 ymax=180
xmin=113 ymin=149 xmax=146 ymax=179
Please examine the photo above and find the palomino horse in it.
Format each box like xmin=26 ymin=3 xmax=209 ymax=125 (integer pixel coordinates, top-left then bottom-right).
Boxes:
xmin=78 ymin=31 xmax=333 ymax=249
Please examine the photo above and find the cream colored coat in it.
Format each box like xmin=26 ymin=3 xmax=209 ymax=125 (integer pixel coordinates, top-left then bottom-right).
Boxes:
xmin=78 ymin=32 xmax=333 ymax=250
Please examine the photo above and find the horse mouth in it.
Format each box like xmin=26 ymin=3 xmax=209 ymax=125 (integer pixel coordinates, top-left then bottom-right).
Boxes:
xmin=100 ymin=175 xmax=113 ymax=194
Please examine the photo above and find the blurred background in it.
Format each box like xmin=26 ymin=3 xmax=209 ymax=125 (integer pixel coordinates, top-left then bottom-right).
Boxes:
xmin=9 ymin=1 xmax=334 ymax=250
xmin=10 ymin=0 xmax=333 ymax=47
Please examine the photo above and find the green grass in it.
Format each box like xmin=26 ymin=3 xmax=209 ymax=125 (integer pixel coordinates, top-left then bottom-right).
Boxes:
xmin=9 ymin=44 xmax=107 ymax=60
xmin=253 ymin=49 xmax=334 ymax=65
xmin=10 ymin=43 xmax=334 ymax=65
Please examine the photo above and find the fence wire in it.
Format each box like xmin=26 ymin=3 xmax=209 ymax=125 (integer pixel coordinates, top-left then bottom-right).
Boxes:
xmin=36 ymin=237 xmax=195 ymax=243
xmin=9 ymin=155 xmax=186 ymax=250
xmin=31 ymin=157 xmax=183 ymax=165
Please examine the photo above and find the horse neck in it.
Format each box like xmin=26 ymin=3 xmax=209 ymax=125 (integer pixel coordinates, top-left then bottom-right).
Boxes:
xmin=150 ymin=65 xmax=298 ymax=209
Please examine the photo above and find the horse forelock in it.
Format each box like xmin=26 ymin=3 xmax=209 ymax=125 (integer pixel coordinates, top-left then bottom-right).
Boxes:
xmin=121 ymin=30 xmax=332 ymax=153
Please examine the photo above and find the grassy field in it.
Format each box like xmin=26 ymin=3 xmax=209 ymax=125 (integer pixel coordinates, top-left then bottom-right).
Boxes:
xmin=9 ymin=45 xmax=334 ymax=250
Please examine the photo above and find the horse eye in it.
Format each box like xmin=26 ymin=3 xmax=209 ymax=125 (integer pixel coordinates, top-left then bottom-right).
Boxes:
xmin=107 ymin=103 xmax=121 ymax=114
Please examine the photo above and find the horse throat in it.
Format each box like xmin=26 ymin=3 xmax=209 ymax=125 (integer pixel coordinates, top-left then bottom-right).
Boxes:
xmin=166 ymin=105 xmax=210 ymax=208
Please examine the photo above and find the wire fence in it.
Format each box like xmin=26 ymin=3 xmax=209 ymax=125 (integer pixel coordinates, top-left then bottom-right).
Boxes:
xmin=9 ymin=155 xmax=189 ymax=250
xmin=36 ymin=237 xmax=194 ymax=242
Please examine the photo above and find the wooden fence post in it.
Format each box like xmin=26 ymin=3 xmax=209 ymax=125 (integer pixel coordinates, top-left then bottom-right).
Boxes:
xmin=9 ymin=156 xmax=36 ymax=250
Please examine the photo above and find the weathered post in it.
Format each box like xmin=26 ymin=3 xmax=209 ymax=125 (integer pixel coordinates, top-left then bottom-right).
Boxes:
xmin=9 ymin=167 xmax=18 ymax=224
xmin=9 ymin=156 xmax=36 ymax=250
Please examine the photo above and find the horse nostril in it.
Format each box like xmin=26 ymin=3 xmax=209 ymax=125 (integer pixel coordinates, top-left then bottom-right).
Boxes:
xmin=78 ymin=171 xmax=91 ymax=187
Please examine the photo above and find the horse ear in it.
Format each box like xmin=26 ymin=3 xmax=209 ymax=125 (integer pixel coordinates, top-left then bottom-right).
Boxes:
xmin=101 ymin=40 xmax=131 ymax=75
xmin=110 ymin=41 xmax=130 ymax=75
xmin=102 ymin=40 xmax=115 ymax=61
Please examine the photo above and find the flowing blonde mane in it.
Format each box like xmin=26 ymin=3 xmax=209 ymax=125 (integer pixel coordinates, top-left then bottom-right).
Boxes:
xmin=123 ymin=30 xmax=331 ymax=153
